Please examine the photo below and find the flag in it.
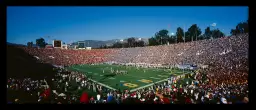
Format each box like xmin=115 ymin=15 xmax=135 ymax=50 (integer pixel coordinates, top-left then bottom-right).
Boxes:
xmin=80 ymin=92 xmax=89 ymax=104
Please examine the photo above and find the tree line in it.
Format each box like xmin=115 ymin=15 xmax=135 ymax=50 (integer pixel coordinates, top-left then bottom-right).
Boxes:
xmin=27 ymin=38 xmax=47 ymax=48
xmin=230 ymin=20 xmax=248 ymax=35
xmin=28 ymin=20 xmax=248 ymax=48
xmin=100 ymin=20 xmax=248 ymax=48
xmin=148 ymin=20 xmax=248 ymax=46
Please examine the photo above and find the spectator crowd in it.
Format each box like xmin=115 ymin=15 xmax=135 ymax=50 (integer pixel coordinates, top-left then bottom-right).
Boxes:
xmin=7 ymin=34 xmax=248 ymax=104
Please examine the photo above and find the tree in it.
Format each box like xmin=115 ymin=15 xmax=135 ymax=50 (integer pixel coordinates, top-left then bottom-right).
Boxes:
xmin=186 ymin=24 xmax=202 ymax=42
xmin=236 ymin=22 xmax=248 ymax=34
xmin=112 ymin=42 xmax=122 ymax=48
xmin=155 ymin=29 xmax=169 ymax=45
xmin=137 ymin=40 xmax=145 ymax=47
xmin=212 ymin=29 xmax=225 ymax=39
xmin=185 ymin=31 xmax=190 ymax=42
xmin=230 ymin=29 xmax=238 ymax=35
xmin=127 ymin=38 xmax=132 ymax=47
xmin=127 ymin=37 xmax=136 ymax=47
xmin=230 ymin=20 xmax=248 ymax=35
xmin=176 ymin=27 xmax=184 ymax=43
xmin=123 ymin=42 xmax=129 ymax=48
xmin=204 ymin=27 xmax=211 ymax=39
xmin=103 ymin=45 xmax=107 ymax=49
xmin=27 ymin=41 xmax=33 ymax=47
xmin=149 ymin=37 xmax=158 ymax=46
xmin=197 ymin=35 xmax=205 ymax=40
xmin=168 ymin=35 xmax=176 ymax=44
xmin=36 ymin=38 xmax=47 ymax=48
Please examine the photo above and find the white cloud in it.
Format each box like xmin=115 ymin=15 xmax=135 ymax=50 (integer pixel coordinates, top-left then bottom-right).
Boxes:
xmin=211 ymin=23 xmax=217 ymax=27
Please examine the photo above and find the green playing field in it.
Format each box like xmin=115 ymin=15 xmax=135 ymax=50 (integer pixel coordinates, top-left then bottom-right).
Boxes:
xmin=66 ymin=64 xmax=192 ymax=91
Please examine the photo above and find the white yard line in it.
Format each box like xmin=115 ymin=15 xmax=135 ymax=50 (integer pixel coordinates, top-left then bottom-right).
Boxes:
xmin=87 ymin=78 xmax=117 ymax=90
xmin=71 ymin=66 xmax=193 ymax=92
xmin=130 ymin=78 xmax=169 ymax=92
xmin=71 ymin=67 xmax=117 ymax=91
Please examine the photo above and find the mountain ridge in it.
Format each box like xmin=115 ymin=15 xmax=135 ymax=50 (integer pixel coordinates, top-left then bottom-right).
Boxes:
xmin=73 ymin=38 xmax=149 ymax=48
xmin=7 ymin=37 xmax=149 ymax=48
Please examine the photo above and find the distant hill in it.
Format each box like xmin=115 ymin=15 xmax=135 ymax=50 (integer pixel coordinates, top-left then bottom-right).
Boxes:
xmin=7 ymin=37 xmax=149 ymax=48
xmin=72 ymin=38 xmax=149 ymax=48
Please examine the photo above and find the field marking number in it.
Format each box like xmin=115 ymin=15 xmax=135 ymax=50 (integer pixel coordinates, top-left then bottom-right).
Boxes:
xmin=123 ymin=83 xmax=138 ymax=88
xmin=138 ymin=79 xmax=153 ymax=83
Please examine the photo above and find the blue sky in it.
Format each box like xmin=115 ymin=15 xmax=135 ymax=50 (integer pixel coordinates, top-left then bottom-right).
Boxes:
xmin=7 ymin=6 xmax=248 ymax=45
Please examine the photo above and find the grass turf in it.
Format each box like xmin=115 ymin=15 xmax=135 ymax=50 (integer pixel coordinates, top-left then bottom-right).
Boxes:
xmin=66 ymin=64 xmax=192 ymax=91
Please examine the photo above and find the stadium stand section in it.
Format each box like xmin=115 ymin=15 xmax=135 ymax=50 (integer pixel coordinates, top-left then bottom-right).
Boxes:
xmin=7 ymin=34 xmax=248 ymax=104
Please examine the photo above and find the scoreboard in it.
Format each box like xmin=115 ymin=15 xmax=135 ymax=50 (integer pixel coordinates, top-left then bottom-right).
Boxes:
xmin=78 ymin=42 xmax=85 ymax=48
xmin=78 ymin=41 xmax=86 ymax=49
xmin=53 ymin=40 xmax=62 ymax=48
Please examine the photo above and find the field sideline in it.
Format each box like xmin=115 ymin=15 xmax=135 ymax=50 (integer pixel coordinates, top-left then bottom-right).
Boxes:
xmin=66 ymin=64 xmax=192 ymax=91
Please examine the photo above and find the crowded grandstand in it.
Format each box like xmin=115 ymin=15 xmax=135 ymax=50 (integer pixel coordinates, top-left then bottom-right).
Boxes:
xmin=7 ymin=32 xmax=248 ymax=104
xmin=7 ymin=6 xmax=249 ymax=104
